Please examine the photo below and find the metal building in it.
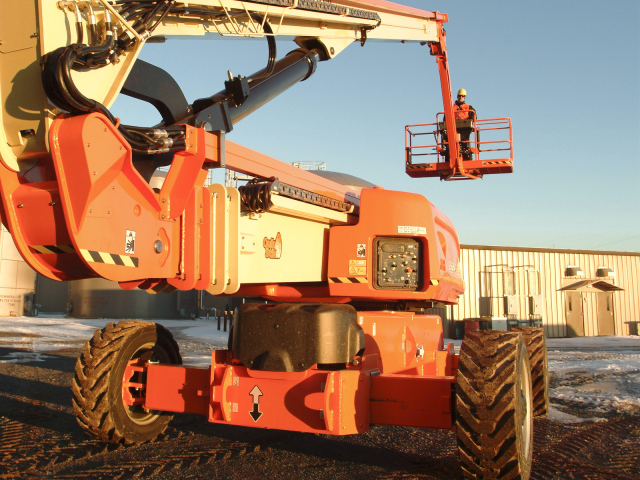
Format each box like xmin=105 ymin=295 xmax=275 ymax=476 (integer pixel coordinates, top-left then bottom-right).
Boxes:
xmin=451 ymin=245 xmax=640 ymax=338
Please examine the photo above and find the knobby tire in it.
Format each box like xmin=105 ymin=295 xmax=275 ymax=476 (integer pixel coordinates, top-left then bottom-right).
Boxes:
xmin=456 ymin=330 xmax=533 ymax=480
xmin=72 ymin=321 xmax=181 ymax=444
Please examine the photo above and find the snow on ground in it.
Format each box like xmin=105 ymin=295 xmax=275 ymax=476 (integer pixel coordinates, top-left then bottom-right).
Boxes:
xmin=545 ymin=336 xmax=640 ymax=419
xmin=1 ymin=315 xmax=639 ymax=422
xmin=0 ymin=314 xmax=229 ymax=361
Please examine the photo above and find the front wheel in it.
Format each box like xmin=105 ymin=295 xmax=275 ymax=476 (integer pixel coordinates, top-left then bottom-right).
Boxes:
xmin=456 ymin=330 xmax=533 ymax=479
xmin=72 ymin=321 xmax=182 ymax=444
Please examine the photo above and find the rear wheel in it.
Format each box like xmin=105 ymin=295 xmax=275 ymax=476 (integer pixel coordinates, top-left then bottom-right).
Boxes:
xmin=511 ymin=327 xmax=549 ymax=417
xmin=72 ymin=321 xmax=182 ymax=444
xmin=456 ymin=330 xmax=533 ymax=479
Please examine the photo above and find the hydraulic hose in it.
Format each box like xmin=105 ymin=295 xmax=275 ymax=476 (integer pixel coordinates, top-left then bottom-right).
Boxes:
xmin=249 ymin=13 xmax=277 ymax=79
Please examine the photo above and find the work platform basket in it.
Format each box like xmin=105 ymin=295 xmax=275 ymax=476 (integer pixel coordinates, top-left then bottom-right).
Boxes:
xmin=405 ymin=115 xmax=513 ymax=180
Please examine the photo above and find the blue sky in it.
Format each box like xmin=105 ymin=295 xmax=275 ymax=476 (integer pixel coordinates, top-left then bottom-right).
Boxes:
xmin=112 ymin=1 xmax=640 ymax=252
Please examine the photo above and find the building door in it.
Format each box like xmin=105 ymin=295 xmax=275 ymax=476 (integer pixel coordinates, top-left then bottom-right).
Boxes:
xmin=596 ymin=292 xmax=615 ymax=336
xmin=565 ymin=291 xmax=584 ymax=337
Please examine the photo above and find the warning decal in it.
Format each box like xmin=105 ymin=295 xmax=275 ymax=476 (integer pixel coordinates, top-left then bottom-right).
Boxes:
xmin=348 ymin=259 xmax=367 ymax=276
xmin=125 ymin=230 xmax=136 ymax=254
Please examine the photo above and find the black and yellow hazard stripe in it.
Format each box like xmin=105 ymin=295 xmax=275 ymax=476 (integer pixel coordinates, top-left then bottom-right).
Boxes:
xmin=482 ymin=160 xmax=513 ymax=166
xmin=406 ymin=164 xmax=435 ymax=170
xmin=32 ymin=245 xmax=75 ymax=254
xmin=329 ymin=277 xmax=367 ymax=284
xmin=79 ymin=248 xmax=139 ymax=268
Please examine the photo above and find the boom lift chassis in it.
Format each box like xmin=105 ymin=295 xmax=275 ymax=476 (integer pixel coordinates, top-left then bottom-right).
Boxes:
xmin=0 ymin=1 xmax=539 ymax=478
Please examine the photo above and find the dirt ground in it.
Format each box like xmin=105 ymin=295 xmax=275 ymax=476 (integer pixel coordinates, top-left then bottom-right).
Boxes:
xmin=1 ymin=340 xmax=639 ymax=479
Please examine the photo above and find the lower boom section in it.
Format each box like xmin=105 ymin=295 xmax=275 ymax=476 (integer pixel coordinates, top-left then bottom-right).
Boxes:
xmin=141 ymin=357 xmax=456 ymax=435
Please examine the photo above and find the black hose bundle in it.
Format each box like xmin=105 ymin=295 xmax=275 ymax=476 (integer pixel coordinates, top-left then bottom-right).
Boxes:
xmin=41 ymin=0 xmax=187 ymax=154
xmin=238 ymin=178 xmax=276 ymax=213
xmin=41 ymin=1 xmax=278 ymax=154
xmin=248 ymin=13 xmax=277 ymax=79
xmin=40 ymin=38 xmax=186 ymax=153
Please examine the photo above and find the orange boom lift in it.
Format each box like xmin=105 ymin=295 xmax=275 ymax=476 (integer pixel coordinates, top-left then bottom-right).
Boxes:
xmin=0 ymin=1 xmax=543 ymax=478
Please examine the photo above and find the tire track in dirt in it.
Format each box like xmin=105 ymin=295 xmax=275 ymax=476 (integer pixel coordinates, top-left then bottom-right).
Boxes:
xmin=531 ymin=415 xmax=640 ymax=480
xmin=50 ymin=441 xmax=261 ymax=480
xmin=0 ymin=416 xmax=119 ymax=478
xmin=2 ymin=412 xmax=640 ymax=479
xmin=0 ymin=418 xmax=261 ymax=480
xmin=50 ymin=436 xmax=261 ymax=480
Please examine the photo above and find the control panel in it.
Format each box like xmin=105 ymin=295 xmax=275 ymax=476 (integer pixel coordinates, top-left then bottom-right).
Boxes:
xmin=373 ymin=238 xmax=422 ymax=290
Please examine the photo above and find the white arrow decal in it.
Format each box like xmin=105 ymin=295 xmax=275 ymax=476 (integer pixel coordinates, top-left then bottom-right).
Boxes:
xmin=249 ymin=385 xmax=263 ymax=422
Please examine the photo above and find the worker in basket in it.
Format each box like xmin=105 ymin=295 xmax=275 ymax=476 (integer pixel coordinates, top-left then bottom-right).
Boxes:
xmin=441 ymin=88 xmax=477 ymax=161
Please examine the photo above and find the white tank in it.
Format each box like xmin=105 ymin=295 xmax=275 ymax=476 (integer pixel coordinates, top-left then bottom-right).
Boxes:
xmin=0 ymin=225 xmax=36 ymax=316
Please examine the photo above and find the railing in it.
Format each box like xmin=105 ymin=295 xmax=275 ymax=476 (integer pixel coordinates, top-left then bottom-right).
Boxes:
xmin=405 ymin=115 xmax=513 ymax=179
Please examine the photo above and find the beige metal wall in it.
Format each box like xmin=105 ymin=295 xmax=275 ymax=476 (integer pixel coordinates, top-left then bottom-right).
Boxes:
xmin=0 ymin=225 xmax=36 ymax=316
xmin=452 ymin=245 xmax=640 ymax=338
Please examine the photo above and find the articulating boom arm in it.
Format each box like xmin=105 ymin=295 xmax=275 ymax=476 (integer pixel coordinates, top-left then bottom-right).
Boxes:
xmin=1 ymin=0 xmax=449 ymax=168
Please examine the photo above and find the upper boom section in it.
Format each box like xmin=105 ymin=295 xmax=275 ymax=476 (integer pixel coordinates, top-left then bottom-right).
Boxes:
xmin=0 ymin=0 xmax=446 ymax=170
xmin=138 ymin=1 xmax=444 ymax=53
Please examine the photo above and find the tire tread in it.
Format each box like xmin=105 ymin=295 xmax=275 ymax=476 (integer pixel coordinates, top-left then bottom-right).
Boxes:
xmin=72 ymin=321 xmax=179 ymax=444
xmin=511 ymin=327 xmax=549 ymax=417
xmin=456 ymin=330 xmax=531 ymax=479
